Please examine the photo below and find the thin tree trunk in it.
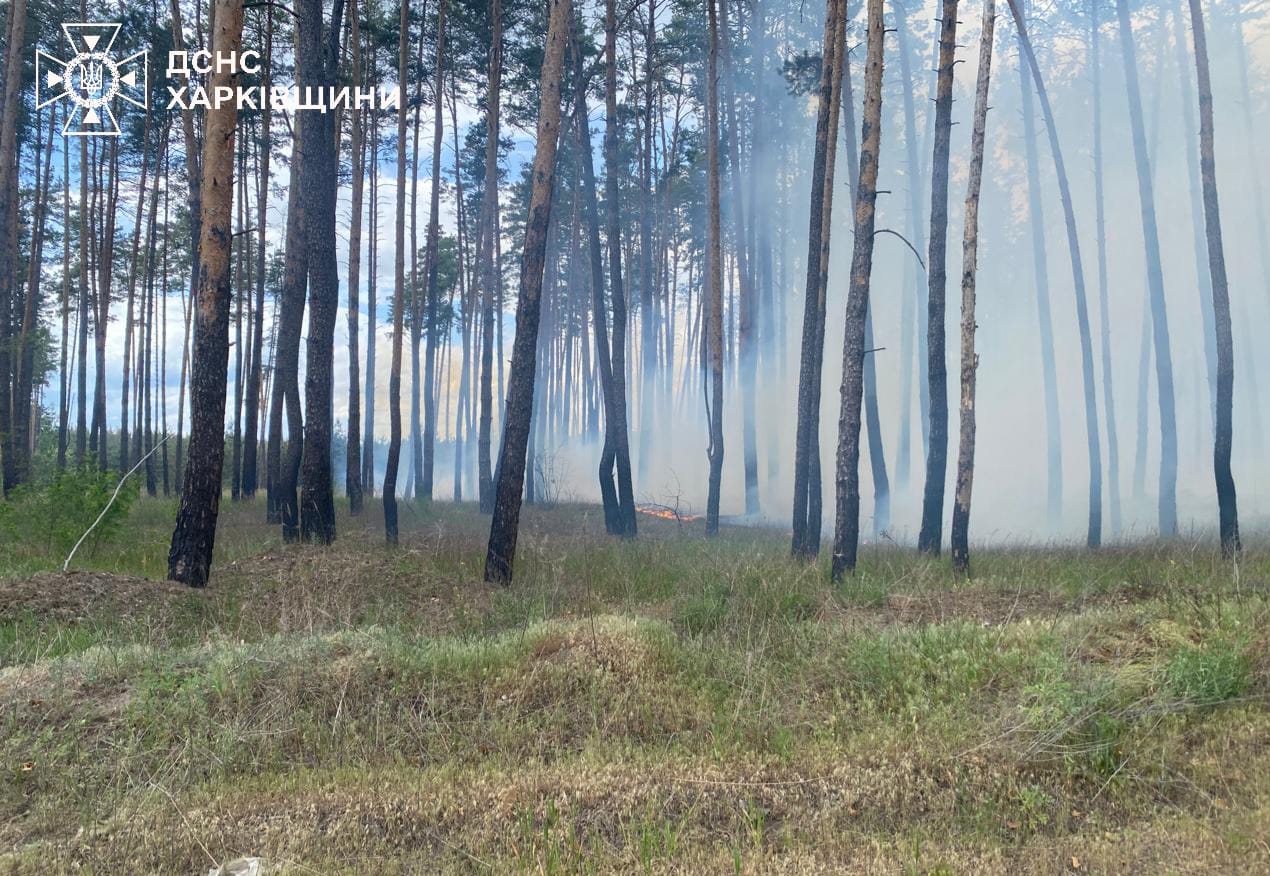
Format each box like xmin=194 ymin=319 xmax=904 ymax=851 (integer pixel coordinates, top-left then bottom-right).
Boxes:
xmin=0 ymin=0 xmax=27 ymax=492
xmin=950 ymin=0 xmax=995 ymax=575
xmin=168 ymin=0 xmax=246 ymax=587
xmin=1113 ymin=0 xmax=1178 ymax=537
xmin=243 ymin=9 xmax=272 ymax=499
xmin=1187 ymin=0 xmax=1239 ymax=556
xmin=599 ymin=0 xmax=637 ymax=536
xmin=1090 ymin=0 xmax=1121 ymax=536
xmin=830 ymin=0 xmax=884 ymax=580
xmin=1017 ymin=25 xmax=1062 ymax=523
xmin=791 ymin=0 xmax=845 ymax=557
xmin=569 ymin=17 xmax=621 ymax=532
xmin=1009 ymin=0 xmax=1103 ymax=547
xmin=421 ymin=0 xmax=446 ymax=502
xmin=719 ymin=0 xmax=759 ymax=516
xmin=703 ymin=0 xmax=726 ymax=537
xmin=477 ymin=0 xmax=503 ymax=513
xmin=916 ymin=0 xmax=959 ymax=556
xmin=384 ymin=0 xmax=411 ymax=544
xmin=484 ymin=0 xmax=571 ymax=583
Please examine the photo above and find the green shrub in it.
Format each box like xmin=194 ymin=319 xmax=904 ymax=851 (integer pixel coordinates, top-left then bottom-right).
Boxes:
xmin=0 ymin=466 xmax=139 ymax=558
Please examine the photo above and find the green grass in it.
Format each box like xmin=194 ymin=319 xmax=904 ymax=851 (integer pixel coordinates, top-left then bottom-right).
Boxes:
xmin=1 ymin=499 xmax=1267 ymax=873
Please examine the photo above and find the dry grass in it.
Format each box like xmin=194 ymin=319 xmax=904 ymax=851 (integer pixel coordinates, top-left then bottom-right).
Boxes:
xmin=1 ymin=500 xmax=1267 ymax=873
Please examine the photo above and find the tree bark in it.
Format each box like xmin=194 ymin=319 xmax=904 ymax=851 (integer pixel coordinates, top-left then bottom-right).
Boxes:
xmin=790 ymin=0 xmax=845 ymax=558
xmin=830 ymin=0 xmax=884 ymax=580
xmin=483 ymin=0 xmax=571 ymax=583
xmin=477 ymin=0 xmax=503 ymax=513
xmin=950 ymin=0 xmax=995 ymax=575
xmin=1186 ymin=0 xmax=1240 ymax=556
xmin=384 ymin=0 xmax=411 ymax=544
xmin=703 ymin=0 xmax=726 ymax=537
xmin=168 ymin=0 xmax=246 ymax=587
xmin=298 ymin=0 xmax=346 ymax=544
xmin=420 ymin=0 xmax=447 ymax=502
xmin=916 ymin=0 xmax=959 ymax=556
xmin=601 ymin=0 xmax=638 ymax=538
xmin=0 ymin=0 xmax=26 ymax=493
xmin=243 ymin=9 xmax=273 ymax=499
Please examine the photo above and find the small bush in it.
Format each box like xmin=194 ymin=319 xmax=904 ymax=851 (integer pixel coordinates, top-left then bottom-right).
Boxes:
xmin=0 ymin=466 xmax=139 ymax=558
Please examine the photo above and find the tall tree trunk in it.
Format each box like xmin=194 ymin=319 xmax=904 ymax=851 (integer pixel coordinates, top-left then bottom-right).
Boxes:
xmin=298 ymin=0 xmax=346 ymax=544
xmin=483 ymin=0 xmax=571 ymax=583
xmin=703 ymin=0 xmax=726 ymax=537
xmin=121 ymin=111 xmax=153 ymax=474
xmin=791 ymin=0 xmax=845 ymax=557
xmin=477 ymin=0 xmax=503 ymax=513
xmin=1017 ymin=22 xmax=1062 ymax=523
xmin=950 ymin=0 xmax=995 ymax=575
xmin=830 ymin=0 xmax=884 ymax=580
xmin=0 ymin=0 xmax=26 ymax=492
xmin=1187 ymin=0 xmax=1239 ymax=557
xmin=421 ymin=0 xmax=446 ymax=502
xmin=363 ymin=109 xmax=379 ymax=497
xmin=58 ymin=112 xmax=70 ymax=470
xmin=384 ymin=0 xmax=411 ymax=544
xmin=719 ymin=0 xmax=759 ymax=516
xmin=600 ymin=0 xmax=637 ymax=537
xmin=893 ymin=6 xmax=928 ymax=491
xmin=1090 ymin=0 xmax=1121 ymax=536
xmin=1008 ymin=0 xmax=1103 ymax=547
xmin=168 ymin=0 xmax=246 ymax=587
xmin=345 ymin=0 xmax=364 ymax=513
xmin=1113 ymin=0 xmax=1178 ymax=536
xmin=243 ymin=9 xmax=272 ymax=499
xmin=916 ymin=0 xmax=959 ymax=556
xmin=569 ymin=17 xmax=620 ymax=533
xmin=838 ymin=22 xmax=890 ymax=537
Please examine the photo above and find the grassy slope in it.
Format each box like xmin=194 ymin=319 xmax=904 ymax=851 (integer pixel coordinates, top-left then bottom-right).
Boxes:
xmin=1 ymin=500 xmax=1267 ymax=873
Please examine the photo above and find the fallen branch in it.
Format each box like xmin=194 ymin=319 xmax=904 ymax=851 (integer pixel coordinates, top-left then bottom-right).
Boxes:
xmin=63 ymin=435 xmax=171 ymax=572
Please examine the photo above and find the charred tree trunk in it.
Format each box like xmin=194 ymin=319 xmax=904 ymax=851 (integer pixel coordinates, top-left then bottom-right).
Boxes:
xmin=916 ymin=0 xmax=959 ymax=556
xmin=384 ymin=0 xmax=410 ymax=544
xmin=791 ymin=0 xmax=845 ymax=558
xmin=168 ymin=0 xmax=246 ymax=587
xmin=600 ymin=0 xmax=637 ymax=537
xmin=298 ymin=0 xmax=345 ymax=544
xmin=1187 ymin=0 xmax=1240 ymax=557
xmin=483 ymin=0 xmax=571 ymax=583
xmin=830 ymin=0 xmax=884 ymax=580
xmin=268 ymin=133 xmax=307 ymax=538
xmin=569 ymin=16 xmax=620 ymax=532
xmin=950 ymin=0 xmax=995 ymax=575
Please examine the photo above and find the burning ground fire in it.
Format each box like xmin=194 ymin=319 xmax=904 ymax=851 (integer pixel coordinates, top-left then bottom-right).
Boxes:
xmin=636 ymin=504 xmax=703 ymax=523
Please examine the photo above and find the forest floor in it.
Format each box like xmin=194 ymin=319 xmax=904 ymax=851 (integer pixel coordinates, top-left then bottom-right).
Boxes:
xmin=1 ymin=499 xmax=1267 ymax=874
